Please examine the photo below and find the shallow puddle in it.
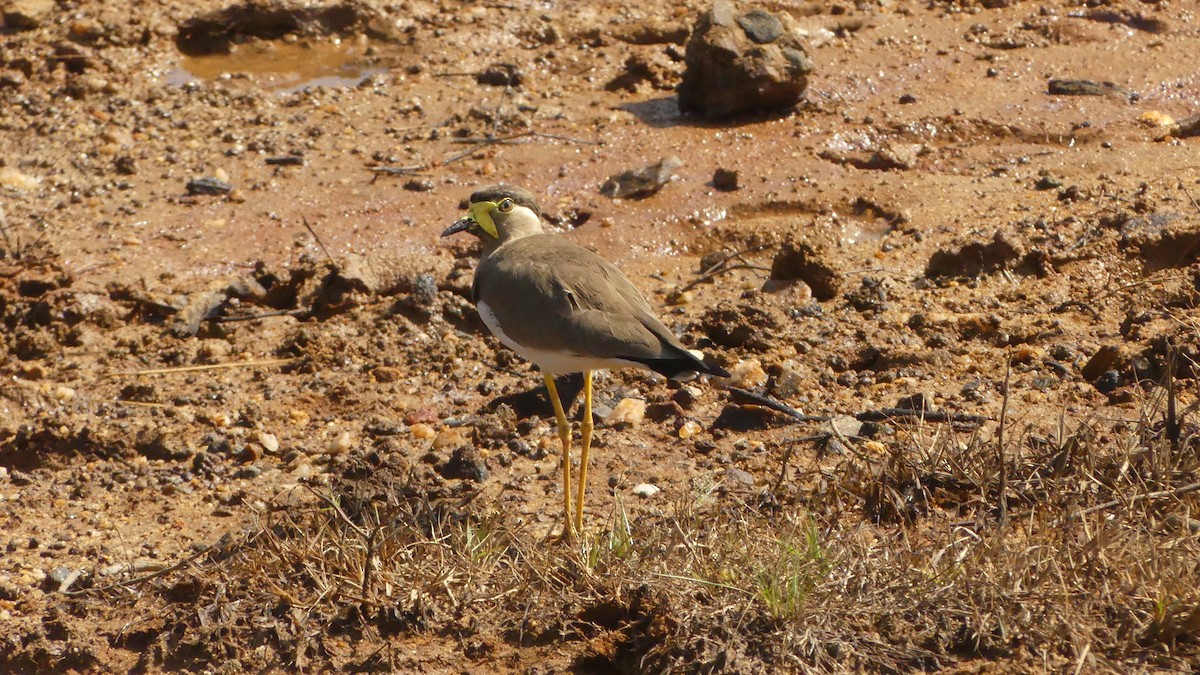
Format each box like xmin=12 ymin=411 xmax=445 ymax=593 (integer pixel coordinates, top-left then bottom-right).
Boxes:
xmin=167 ymin=40 xmax=384 ymax=93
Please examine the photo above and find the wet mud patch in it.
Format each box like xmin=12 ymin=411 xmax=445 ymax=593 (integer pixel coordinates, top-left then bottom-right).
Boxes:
xmin=170 ymin=40 xmax=387 ymax=92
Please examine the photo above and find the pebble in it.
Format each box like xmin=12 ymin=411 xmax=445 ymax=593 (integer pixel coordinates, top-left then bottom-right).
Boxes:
xmin=411 ymin=423 xmax=436 ymax=440
xmin=1138 ymin=110 xmax=1175 ymax=128
xmin=737 ymin=8 xmax=783 ymax=44
xmin=186 ymin=176 xmax=233 ymax=196
xmin=774 ymin=360 xmax=806 ymax=399
xmin=326 ymin=431 xmax=353 ymax=455
xmin=668 ymin=290 xmax=694 ymax=305
xmin=712 ymin=168 xmax=739 ymax=191
xmin=729 ymin=359 xmax=768 ymax=389
xmin=0 ymin=167 xmax=41 ymax=191
xmin=289 ymin=409 xmax=311 ymax=427
xmin=257 ymin=432 xmax=279 ymax=454
xmin=673 ymin=385 xmax=702 ymax=409
xmin=632 ymin=483 xmax=660 ymax=498
xmin=677 ymin=420 xmax=703 ymax=439
xmin=290 ymin=462 xmax=313 ymax=480
xmin=433 ymin=428 xmax=467 ymax=450
xmin=724 ymin=467 xmax=756 ymax=486
xmin=607 ymin=398 xmax=646 ymax=426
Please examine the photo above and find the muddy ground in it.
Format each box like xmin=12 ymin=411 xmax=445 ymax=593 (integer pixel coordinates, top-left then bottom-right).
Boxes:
xmin=2 ymin=0 xmax=1199 ymax=672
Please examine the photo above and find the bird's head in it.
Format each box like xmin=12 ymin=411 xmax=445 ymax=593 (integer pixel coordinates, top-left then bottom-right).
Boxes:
xmin=441 ymin=184 xmax=544 ymax=243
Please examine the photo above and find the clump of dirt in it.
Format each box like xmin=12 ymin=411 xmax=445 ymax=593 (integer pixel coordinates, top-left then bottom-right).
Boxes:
xmin=176 ymin=1 xmax=398 ymax=55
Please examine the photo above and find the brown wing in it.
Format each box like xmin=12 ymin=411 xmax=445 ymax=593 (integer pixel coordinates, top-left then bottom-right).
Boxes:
xmin=474 ymin=235 xmax=690 ymax=363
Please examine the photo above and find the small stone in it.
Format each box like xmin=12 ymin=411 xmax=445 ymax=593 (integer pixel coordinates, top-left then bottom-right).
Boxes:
xmin=411 ymin=423 xmax=436 ymax=440
xmin=668 ymin=290 xmax=694 ymax=305
xmin=606 ymin=398 xmax=646 ymax=426
xmin=712 ymin=168 xmax=739 ymax=191
xmin=99 ymin=563 xmax=127 ymax=577
xmin=677 ymin=419 xmax=703 ymax=439
xmin=1013 ymin=344 xmax=1044 ymax=364
xmin=476 ymin=62 xmax=523 ymax=87
xmin=729 ymin=359 xmax=767 ymax=389
xmin=0 ymin=167 xmax=41 ymax=192
xmin=632 ymin=483 xmax=661 ymax=498
xmin=1034 ymin=175 xmax=1062 ymax=191
xmin=439 ymin=446 xmax=488 ymax=482
xmin=326 ymin=431 xmax=353 ymax=455
xmin=673 ymin=385 xmax=702 ymax=409
xmin=724 ymin=467 xmax=756 ymax=486
xmin=233 ymin=465 xmax=261 ymax=479
xmin=737 ymin=9 xmax=783 ymax=44
xmin=600 ymin=156 xmax=683 ymax=199
xmin=257 ymin=432 xmax=279 ymax=454
xmin=403 ymin=178 xmax=435 ymax=192
xmin=48 ymin=567 xmax=72 ymax=585
xmin=186 ymin=176 xmax=233 ymax=196
xmin=773 ymin=360 xmax=806 ymax=399
xmin=1094 ymin=370 xmax=1122 ymax=395
xmin=114 ymin=155 xmax=137 ymax=175
xmin=824 ymin=415 xmax=863 ymax=439
xmin=432 ymin=428 xmax=467 ymax=450
xmin=1137 ymin=110 xmax=1174 ymax=128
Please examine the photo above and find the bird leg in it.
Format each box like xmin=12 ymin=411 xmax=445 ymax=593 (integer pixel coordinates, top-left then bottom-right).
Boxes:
xmin=543 ymin=374 xmax=574 ymax=542
xmin=574 ymin=370 xmax=594 ymax=535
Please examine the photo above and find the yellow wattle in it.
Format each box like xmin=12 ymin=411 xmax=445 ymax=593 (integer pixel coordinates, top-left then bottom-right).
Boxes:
xmin=469 ymin=201 xmax=499 ymax=238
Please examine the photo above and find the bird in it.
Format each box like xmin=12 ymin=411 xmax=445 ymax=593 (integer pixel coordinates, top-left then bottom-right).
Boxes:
xmin=442 ymin=184 xmax=729 ymax=542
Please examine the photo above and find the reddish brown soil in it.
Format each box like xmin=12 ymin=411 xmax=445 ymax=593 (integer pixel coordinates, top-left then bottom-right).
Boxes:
xmin=2 ymin=0 xmax=1198 ymax=672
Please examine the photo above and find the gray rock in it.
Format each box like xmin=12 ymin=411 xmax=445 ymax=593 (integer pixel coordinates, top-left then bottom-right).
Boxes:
xmin=737 ymin=9 xmax=782 ymax=44
xmin=678 ymin=2 xmax=813 ymax=117
xmin=48 ymin=566 xmax=81 ymax=593
xmin=186 ymin=176 xmax=233 ymax=196
xmin=724 ymin=467 xmax=756 ymax=486
xmin=600 ymin=156 xmax=683 ymax=199
xmin=476 ymin=63 xmax=523 ymax=87
xmin=823 ymin=415 xmax=863 ymax=439
xmin=438 ymin=446 xmax=488 ymax=482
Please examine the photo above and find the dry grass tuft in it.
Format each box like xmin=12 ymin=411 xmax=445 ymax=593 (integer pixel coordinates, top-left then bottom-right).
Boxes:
xmin=78 ymin=398 xmax=1200 ymax=672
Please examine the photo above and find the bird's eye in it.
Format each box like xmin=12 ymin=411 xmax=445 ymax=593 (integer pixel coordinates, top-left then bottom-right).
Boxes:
xmin=497 ymin=198 xmax=514 ymax=213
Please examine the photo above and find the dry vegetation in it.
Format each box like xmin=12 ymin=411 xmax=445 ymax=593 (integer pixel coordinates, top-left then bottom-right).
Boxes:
xmin=43 ymin=387 xmax=1197 ymax=673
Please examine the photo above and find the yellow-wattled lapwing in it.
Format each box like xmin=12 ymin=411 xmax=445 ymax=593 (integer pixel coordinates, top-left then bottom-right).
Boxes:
xmin=442 ymin=184 xmax=729 ymax=541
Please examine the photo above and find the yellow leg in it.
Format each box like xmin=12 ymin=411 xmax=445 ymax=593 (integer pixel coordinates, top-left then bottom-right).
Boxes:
xmin=544 ymin=374 xmax=574 ymax=542
xmin=574 ymin=370 xmax=594 ymax=535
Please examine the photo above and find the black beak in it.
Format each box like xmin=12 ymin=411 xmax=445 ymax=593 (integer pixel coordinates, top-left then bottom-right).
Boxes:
xmin=441 ymin=217 xmax=474 ymax=238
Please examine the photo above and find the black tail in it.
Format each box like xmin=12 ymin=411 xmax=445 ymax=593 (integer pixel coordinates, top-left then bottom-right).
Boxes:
xmin=627 ymin=351 xmax=730 ymax=380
